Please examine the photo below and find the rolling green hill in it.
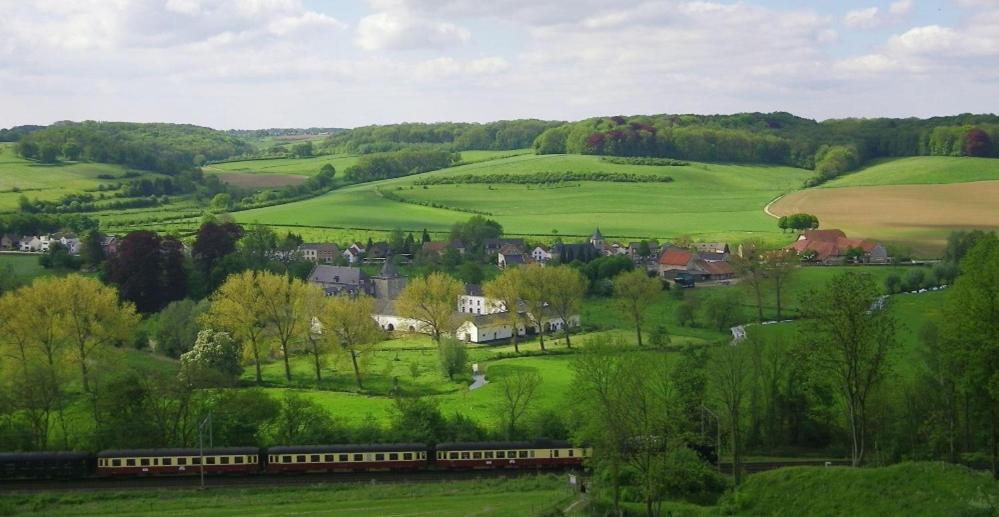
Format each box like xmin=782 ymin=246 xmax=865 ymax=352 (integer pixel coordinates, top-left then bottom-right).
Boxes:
xmin=720 ymin=462 xmax=999 ymax=516
xmin=823 ymin=156 xmax=999 ymax=188
xmin=0 ymin=144 xmax=160 ymax=211
xmin=234 ymin=153 xmax=811 ymax=243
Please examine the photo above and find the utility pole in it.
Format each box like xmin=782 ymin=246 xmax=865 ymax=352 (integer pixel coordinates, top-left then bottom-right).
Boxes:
xmin=198 ymin=412 xmax=213 ymax=490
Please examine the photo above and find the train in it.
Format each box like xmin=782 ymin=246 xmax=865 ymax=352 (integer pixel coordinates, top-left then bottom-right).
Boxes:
xmin=0 ymin=439 xmax=590 ymax=481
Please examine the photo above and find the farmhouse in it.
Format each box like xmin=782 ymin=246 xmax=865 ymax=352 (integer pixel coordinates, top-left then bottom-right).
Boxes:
xmin=458 ymin=284 xmax=506 ymax=315
xmin=657 ymin=247 xmax=735 ymax=282
xmin=792 ymin=229 xmax=889 ymax=264
xmin=497 ymin=244 xmax=526 ymax=268
xmin=1 ymin=234 xmax=17 ymax=250
xmin=484 ymin=238 xmax=525 ymax=256
xmin=420 ymin=241 xmax=449 ymax=257
xmin=342 ymin=243 xmax=365 ymax=264
xmin=299 ymin=243 xmax=340 ymax=264
xmin=530 ymin=246 xmax=553 ymax=263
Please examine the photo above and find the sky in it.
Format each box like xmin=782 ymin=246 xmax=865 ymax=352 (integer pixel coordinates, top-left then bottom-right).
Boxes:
xmin=0 ymin=0 xmax=997 ymax=129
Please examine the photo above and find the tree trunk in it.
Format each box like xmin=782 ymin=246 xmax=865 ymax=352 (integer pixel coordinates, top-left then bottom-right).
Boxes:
xmin=635 ymin=322 xmax=643 ymax=347
xmin=775 ymin=279 xmax=783 ymax=320
xmin=732 ymin=408 xmax=743 ymax=485
xmin=538 ymin=326 xmax=546 ymax=352
xmin=754 ymin=282 xmax=764 ymax=322
xmin=511 ymin=324 xmax=520 ymax=354
xmin=311 ymin=338 xmax=322 ymax=383
xmin=282 ymin=341 xmax=291 ymax=381
xmin=563 ymin=324 xmax=572 ymax=348
xmin=79 ymin=345 xmax=90 ymax=393
xmin=350 ymin=349 xmax=363 ymax=389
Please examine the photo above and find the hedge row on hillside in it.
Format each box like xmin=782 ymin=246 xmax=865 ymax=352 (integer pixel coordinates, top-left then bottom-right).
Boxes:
xmin=412 ymin=171 xmax=674 ymax=185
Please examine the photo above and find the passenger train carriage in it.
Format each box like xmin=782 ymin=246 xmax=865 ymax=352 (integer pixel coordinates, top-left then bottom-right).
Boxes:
xmin=96 ymin=447 xmax=259 ymax=477
xmin=266 ymin=444 xmax=427 ymax=473
xmin=0 ymin=452 xmax=93 ymax=480
xmin=435 ymin=439 xmax=590 ymax=470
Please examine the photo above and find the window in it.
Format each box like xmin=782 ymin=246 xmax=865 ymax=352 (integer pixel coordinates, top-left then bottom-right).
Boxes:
xmin=354 ymin=454 xmax=363 ymax=462
xmin=568 ymin=450 xmax=574 ymax=457
xmin=325 ymin=455 xmax=334 ymax=462
xmin=508 ymin=451 xmax=517 ymax=458
xmin=112 ymin=459 xmax=122 ymax=467
xmin=310 ymin=455 xmax=320 ymax=463
xmin=235 ymin=457 xmax=244 ymax=464
xmin=296 ymin=455 xmax=306 ymax=463
xmin=460 ymin=452 xmax=470 ymax=459
xmin=178 ymin=458 xmax=187 ymax=466
xmin=449 ymin=452 xmax=459 ymax=460
xmin=375 ymin=454 xmax=385 ymax=461
xmin=339 ymin=454 xmax=348 ymax=462
xmin=220 ymin=457 xmax=230 ymax=465
xmin=283 ymin=456 xmax=292 ymax=463
xmin=163 ymin=458 xmax=172 ymax=466
xmin=206 ymin=457 xmax=216 ymax=465
xmin=496 ymin=451 xmax=505 ymax=459
xmin=472 ymin=452 xmax=482 ymax=459
xmin=529 ymin=451 xmax=535 ymax=458
xmin=153 ymin=459 xmax=159 ymax=466
xmin=192 ymin=458 xmax=201 ymax=465
xmin=519 ymin=451 xmax=528 ymax=459
xmin=403 ymin=453 xmax=412 ymax=461
xmin=552 ymin=450 xmax=560 ymax=458
xmin=485 ymin=451 xmax=494 ymax=459
xmin=140 ymin=459 xmax=150 ymax=466
xmin=389 ymin=453 xmax=398 ymax=461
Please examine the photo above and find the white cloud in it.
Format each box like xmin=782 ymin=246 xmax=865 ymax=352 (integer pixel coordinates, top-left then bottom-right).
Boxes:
xmin=844 ymin=7 xmax=882 ymax=29
xmin=889 ymin=0 xmax=913 ymax=15
xmin=356 ymin=11 xmax=470 ymax=50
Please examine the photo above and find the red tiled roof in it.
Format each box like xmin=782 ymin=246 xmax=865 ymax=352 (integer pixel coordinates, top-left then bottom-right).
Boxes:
xmin=702 ymin=260 xmax=734 ymax=276
xmin=800 ymin=229 xmax=847 ymax=242
xmin=658 ymin=249 xmax=694 ymax=267
xmin=422 ymin=241 xmax=448 ymax=253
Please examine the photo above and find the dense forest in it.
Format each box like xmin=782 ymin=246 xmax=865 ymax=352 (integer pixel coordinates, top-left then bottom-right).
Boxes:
xmin=322 ymin=119 xmax=564 ymax=154
xmin=15 ymin=121 xmax=251 ymax=174
xmin=533 ymin=112 xmax=999 ymax=183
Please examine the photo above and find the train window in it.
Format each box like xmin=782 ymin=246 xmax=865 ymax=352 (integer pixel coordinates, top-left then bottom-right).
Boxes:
xmin=178 ymin=458 xmax=187 ymax=466
xmin=310 ymin=455 xmax=320 ymax=463
xmin=192 ymin=457 xmax=201 ymax=465
xmin=508 ymin=451 xmax=517 ymax=458
xmin=206 ymin=457 xmax=216 ymax=465
xmin=296 ymin=455 xmax=306 ymax=463
xmin=389 ymin=453 xmax=398 ymax=460
xmin=283 ymin=456 xmax=292 ymax=463
xmin=530 ymin=451 xmax=535 ymax=458
xmin=449 ymin=452 xmax=458 ymax=460
xmin=460 ymin=452 xmax=470 ymax=459
xmin=324 ymin=455 xmax=334 ymax=462
xmin=140 ymin=459 xmax=150 ymax=466
xmin=496 ymin=451 xmax=505 ymax=459
xmin=420 ymin=453 xmax=426 ymax=459
xmin=472 ymin=452 xmax=482 ymax=459
xmin=153 ymin=459 xmax=160 ymax=466
xmin=354 ymin=454 xmax=363 ymax=462
xmin=485 ymin=451 xmax=494 ymax=459
xmin=339 ymin=454 xmax=348 ymax=462
xmin=568 ymin=449 xmax=574 ymax=457
xmin=552 ymin=450 xmax=560 ymax=458
xmin=113 ymin=459 xmax=122 ymax=467
xmin=220 ymin=457 xmax=230 ymax=465
xmin=375 ymin=454 xmax=385 ymax=461
xmin=235 ymin=457 xmax=244 ymax=464
xmin=163 ymin=458 xmax=172 ymax=466
xmin=519 ymin=451 xmax=528 ymax=459
xmin=403 ymin=453 xmax=412 ymax=461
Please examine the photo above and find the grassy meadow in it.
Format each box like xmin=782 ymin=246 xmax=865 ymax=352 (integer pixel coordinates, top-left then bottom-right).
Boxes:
xmin=0 ymin=144 xmax=158 ymax=211
xmin=0 ymin=475 xmax=572 ymax=516
xmin=824 ymin=156 xmax=999 ymax=188
xmin=234 ymin=154 xmax=812 ymax=244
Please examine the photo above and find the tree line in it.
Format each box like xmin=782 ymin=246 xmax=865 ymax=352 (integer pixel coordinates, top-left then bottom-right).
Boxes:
xmin=343 ymin=148 xmax=458 ymax=182
xmin=322 ymin=120 xmax=563 ymax=154
xmin=412 ymin=171 xmax=674 ymax=185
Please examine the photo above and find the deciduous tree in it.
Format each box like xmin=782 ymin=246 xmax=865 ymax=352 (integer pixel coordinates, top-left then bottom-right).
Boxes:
xmin=204 ymin=271 xmax=270 ymax=384
xmin=315 ymin=295 xmax=381 ymax=389
xmin=613 ymin=269 xmax=661 ymax=347
xmin=396 ymin=272 xmax=464 ymax=343
xmin=483 ymin=268 xmax=526 ymax=353
xmin=255 ymin=272 xmax=310 ymax=382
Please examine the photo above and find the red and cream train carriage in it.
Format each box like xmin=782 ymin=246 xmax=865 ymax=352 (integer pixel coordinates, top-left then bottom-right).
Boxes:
xmin=435 ymin=439 xmax=589 ymax=470
xmin=96 ymin=447 xmax=259 ymax=477
xmin=265 ymin=444 xmax=428 ymax=473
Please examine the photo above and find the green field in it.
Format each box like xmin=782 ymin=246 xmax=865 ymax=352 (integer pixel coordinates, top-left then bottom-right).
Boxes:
xmin=0 ymin=144 xmax=160 ymax=211
xmin=0 ymin=475 xmax=572 ymax=516
xmin=234 ymin=154 xmax=811 ymax=243
xmin=825 ymin=156 xmax=999 ymax=188
xmin=205 ymin=155 xmax=360 ymax=177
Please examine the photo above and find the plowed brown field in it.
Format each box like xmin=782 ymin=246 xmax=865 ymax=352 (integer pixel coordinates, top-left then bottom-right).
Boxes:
xmin=771 ymin=181 xmax=999 ymax=257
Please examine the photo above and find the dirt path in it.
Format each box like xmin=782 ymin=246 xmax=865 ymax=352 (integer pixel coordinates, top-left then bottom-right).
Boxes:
xmin=763 ymin=193 xmax=784 ymax=219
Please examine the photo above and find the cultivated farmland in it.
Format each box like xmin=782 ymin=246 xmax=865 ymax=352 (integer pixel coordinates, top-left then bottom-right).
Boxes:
xmin=234 ymin=153 xmax=812 ymax=244
xmin=771 ymin=181 xmax=999 ymax=256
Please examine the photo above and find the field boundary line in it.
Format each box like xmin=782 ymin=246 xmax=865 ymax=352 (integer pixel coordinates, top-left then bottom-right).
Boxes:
xmin=763 ymin=193 xmax=784 ymax=219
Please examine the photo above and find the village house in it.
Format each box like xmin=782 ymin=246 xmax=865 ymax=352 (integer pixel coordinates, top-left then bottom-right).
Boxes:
xmin=484 ymin=238 xmax=525 ymax=256
xmin=657 ymin=247 xmax=735 ymax=282
xmin=100 ymin=235 xmax=119 ymax=257
xmin=342 ymin=243 xmax=365 ymax=264
xmin=497 ymin=243 xmax=526 ymax=268
xmin=298 ymin=243 xmax=340 ymax=264
xmin=627 ymin=240 xmax=661 ymax=263
xmin=307 ymin=265 xmax=373 ymax=296
xmin=530 ymin=245 xmax=552 ymax=263
xmin=792 ymin=229 xmax=889 ymax=264
xmin=420 ymin=241 xmax=449 ymax=258
xmin=458 ymin=284 xmax=506 ymax=315
xmin=1 ymin=234 xmax=18 ymax=251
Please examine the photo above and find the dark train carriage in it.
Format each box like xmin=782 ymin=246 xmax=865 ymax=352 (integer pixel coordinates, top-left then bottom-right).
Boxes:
xmin=266 ymin=444 xmax=428 ymax=473
xmin=435 ymin=439 xmax=589 ymax=470
xmin=96 ymin=447 xmax=260 ymax=477
xmin=0 ymin=452 xmax=94 ymax=480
